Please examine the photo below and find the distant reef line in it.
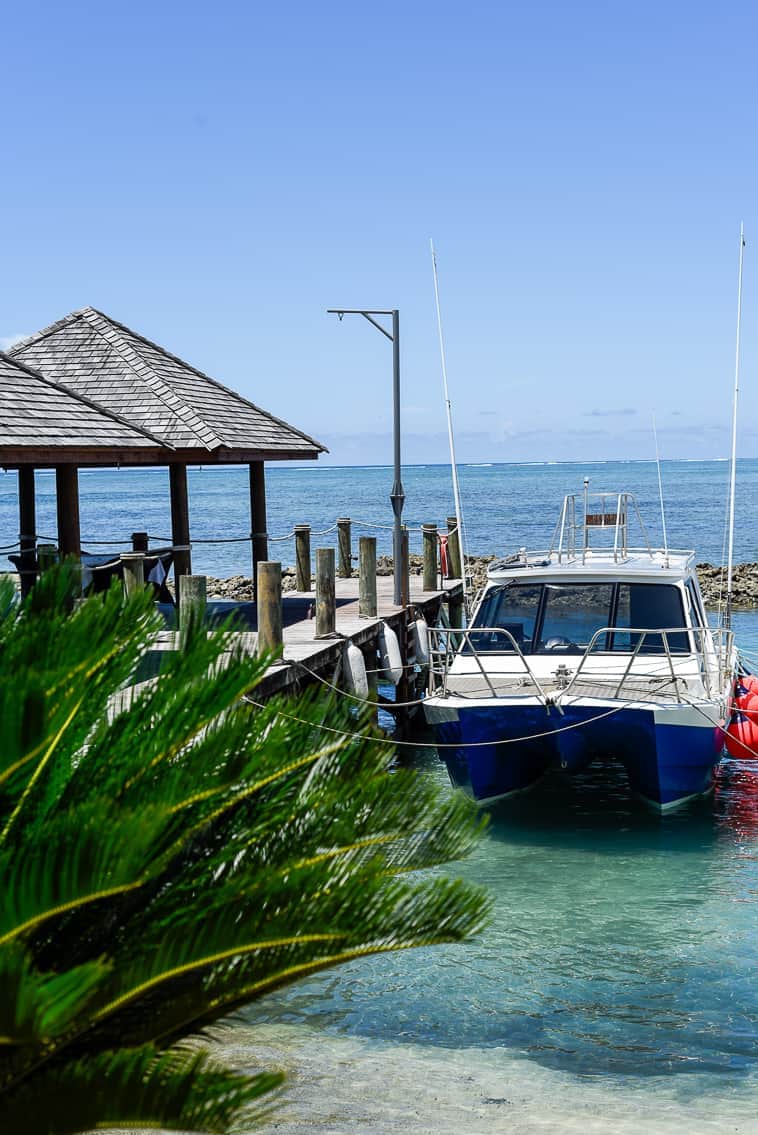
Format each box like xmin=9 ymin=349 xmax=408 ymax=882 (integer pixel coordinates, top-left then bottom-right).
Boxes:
xmin=203 ymin=557 xmax=758 ymax=609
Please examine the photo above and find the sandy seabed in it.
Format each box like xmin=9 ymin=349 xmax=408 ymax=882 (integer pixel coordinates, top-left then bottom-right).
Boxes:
xmin=189 ymin=1022 xmax=758 ymax=1135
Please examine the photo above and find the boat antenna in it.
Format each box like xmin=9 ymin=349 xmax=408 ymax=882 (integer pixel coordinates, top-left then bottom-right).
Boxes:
xmin=430 ymin=239 xmax=469 ymax=613
xmin=652 ymin=412 xmax=669 ymax=567
xmin=726 ymin=222 xmax=746 ymax=628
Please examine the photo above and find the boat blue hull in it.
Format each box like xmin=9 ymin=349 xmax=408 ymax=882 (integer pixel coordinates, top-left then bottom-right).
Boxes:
xmin=430 ymin=703 xmax=724 ymax=809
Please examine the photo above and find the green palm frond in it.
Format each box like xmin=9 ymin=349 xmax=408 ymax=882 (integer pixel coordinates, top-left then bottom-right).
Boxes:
xmin=0 ymin=565 xmax=489 ymax=1132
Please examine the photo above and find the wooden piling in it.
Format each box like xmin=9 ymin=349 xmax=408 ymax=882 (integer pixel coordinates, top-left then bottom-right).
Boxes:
xmin=120 ymin=552 xmax=145 ymax=596
xmin=359 ymin=536 xmax=377 ymax=618
xmin=315 ymin=548 xmax=336 ymax=637
xmin=361 ymin=640 xmax=379 ymax=724
xmin=447 ymin=515 xmax=462 ymax=580
xmin=394 ymin=616 xmax=412 ymax=736
xmin=178 ymin=574 xmax=207 ymax=629
xmin=448 ymin=587 xmax=464 ymax=630
xmin=37 ymin=544 xmax=58 ymax=572
xmin=422 ymin=523 xmax=437 ymax=592
xmin=18 ymin=466 xmax=36 ymax=598
xmin=294 ymin=524 xmax=312 ymax=591
xmin=337 ymin=517 xmax=352 ymax=578
xmin=256 ymin=562 xmax=283 ymax=654
xmin=131 ymin=531 xmax=149 ymax=553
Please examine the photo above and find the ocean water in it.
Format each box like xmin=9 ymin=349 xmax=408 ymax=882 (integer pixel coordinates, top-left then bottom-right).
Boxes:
xmin=2 ymin=457 xmax=758 ymax=577
xmin=6 ymin=459 xmax=758 ymax=1130
xmin=235 ymin=616 xmax=758 ymax=1133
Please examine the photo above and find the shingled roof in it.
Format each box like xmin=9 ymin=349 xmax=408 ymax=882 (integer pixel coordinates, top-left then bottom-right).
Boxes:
xmin=10 ymin=307 xmax=326 ymax=461
xmin=0 ymin=352 xmax=169 ymax=464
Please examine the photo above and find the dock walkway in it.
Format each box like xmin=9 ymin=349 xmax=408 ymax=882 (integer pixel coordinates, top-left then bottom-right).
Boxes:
xmin=144 ymin=575 xmax=463 ymax=702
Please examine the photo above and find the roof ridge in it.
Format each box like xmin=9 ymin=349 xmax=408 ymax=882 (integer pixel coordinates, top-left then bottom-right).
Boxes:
xmin=79 ymin=309 xmax=223 ymax=450
xmin=8 ymin=308 xmax=92 ymax=355
xmin=87 ymin=307 xmax=327 ymax=453
xmin=0 ymin=351 xmax=174 ymax=449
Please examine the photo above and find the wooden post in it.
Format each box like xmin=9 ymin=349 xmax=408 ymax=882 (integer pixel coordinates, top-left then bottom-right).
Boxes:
xmin=337 ymin=517 xmax=352 ymax=578
xmin=131 ymin=531 xmax=149 ymax=553
xmin=249 ymin=462 xmax=268 ymax=597
xmin=120 ymin=552 xmax=145 ymax=596
xmin=447 ymin=515 xmax=462 ymax=580
xmin=169 ymin=464 xmax=192 ymax=578
xmin=55 ymin=465 xmax=81 ymax=558
xmin=399 ymin=527 xmax=410 ymax=607
xmin=448 ymin=585 xmax=464 ymax=630
xmin=395 ymin=616 xmax=411 ymax=736
xmin=178 ymin=574 xmax=207 ymax=629
xmin=18 ymin=466 xmax=36 ymax=598
xmin=256 ymin=562 xmax=283 ymax=654
xmin=294 ymin=524 xmax=311 ymax=591
xmin=359 ymin=536 xmax=377 ymax=618
xmin=361 ymin=640 xmax=379 ymax=724
xmin=315 ymin=548 xmax=335 ymax=638
xmin=37 ymin=544 xmax=58 ymax=572
xmin=422 ymin=523 xmax=437 ymax=592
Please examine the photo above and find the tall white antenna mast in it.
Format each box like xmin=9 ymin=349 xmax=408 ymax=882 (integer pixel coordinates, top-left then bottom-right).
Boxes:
xmin=430 ymin=239 xmax=468 ymax=612
xmin=652 ymin=412 xmax=669 ymax=567
xmin=726 ymin=222 xmax=746 ymax=628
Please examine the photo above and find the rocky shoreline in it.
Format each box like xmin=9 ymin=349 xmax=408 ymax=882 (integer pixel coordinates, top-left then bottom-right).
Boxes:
xmin=204 ymin=557 xmax=758 ymax=609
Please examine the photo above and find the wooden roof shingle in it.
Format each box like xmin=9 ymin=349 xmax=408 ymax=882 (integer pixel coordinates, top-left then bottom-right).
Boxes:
xmin=0 ymin=352 xmax=171 ymax=464
xmin=10 ymin=307 xmax=326 ymax=461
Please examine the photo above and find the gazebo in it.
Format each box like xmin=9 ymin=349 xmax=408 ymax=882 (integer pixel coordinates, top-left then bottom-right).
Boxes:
xmin=5 ymin=307 xmax=326 ymax=590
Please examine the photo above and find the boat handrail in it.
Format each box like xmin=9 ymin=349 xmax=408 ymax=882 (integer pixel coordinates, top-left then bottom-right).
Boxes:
xmin=548 ymin=489 xmax=655 ymax=565
xmin=428 ymin=625 xmax=552 ymax=707
xmin=487 ymin=545 xmax=695 ymax=574
xmin=428 ymin=623 xmax=734 ymax=705
xmin=558 ymin=624 xmax=735 ymax=703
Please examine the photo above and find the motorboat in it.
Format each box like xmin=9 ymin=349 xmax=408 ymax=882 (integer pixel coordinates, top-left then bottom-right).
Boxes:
xmin=423 ymin=484 xmax=737 ymax=810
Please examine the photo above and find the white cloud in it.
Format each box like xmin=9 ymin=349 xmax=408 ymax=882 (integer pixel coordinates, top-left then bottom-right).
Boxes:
xmin=0 ymin=333 xmax=27 ymax=351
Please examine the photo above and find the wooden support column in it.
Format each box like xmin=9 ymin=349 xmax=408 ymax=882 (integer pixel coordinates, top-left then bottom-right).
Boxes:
xmin=422 ymin=524 xmax=438 ymax=592
xmin=169 ymin=464 xmax=191 ymax=578
xmin=249 ymin=462 xmax=268 ymax=598
xmin=359 ymin=536 xmax=377 ymax=617
xmin=18 ymin=467 xmax=36 ymax=598
xmin=315 ymin=548 xmax=336 ymax=638
xmin=294 ymin=525 xmax=312 ymax=591
xmin=257 ymin=562 xmax=283 ymax=654
xmin=55 ymin=465 xmax=81 ymax=559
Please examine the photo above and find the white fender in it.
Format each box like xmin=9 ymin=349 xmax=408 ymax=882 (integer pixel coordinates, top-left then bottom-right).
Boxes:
xmin=410 ymin=616 xmax=430 ymax=668
xmin=378 ymin=621 xmax=403 ymax=686
xmin=343 ymin=641 xmax=368 ymax=699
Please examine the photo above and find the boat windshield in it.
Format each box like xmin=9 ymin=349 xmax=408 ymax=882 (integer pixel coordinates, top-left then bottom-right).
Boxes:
xmin=468 ymin=581 xmax=689 ymax=655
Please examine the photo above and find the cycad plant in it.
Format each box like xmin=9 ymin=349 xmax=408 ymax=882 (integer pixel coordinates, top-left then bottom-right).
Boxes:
xmin=0 ymin=567 xmax=488 ymax=1133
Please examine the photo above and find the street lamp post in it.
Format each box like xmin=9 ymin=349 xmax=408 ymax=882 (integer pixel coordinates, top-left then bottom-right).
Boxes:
xmin=327 ymin=308 xmax=406 ymax=606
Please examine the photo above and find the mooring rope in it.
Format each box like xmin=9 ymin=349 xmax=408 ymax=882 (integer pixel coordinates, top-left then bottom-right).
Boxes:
xmin=244 ymin=679 xmax=677 ymax=749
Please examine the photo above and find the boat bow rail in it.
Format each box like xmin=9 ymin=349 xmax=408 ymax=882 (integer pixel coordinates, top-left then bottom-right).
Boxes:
xmin=427 ymin=624 xmax=735 ymax=708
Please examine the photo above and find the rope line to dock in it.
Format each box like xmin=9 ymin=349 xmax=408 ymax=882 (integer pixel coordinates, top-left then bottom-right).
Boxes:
xmin=290 ymin=659 xmax=427 ymax=709
xmin=244 ymin=681 xmax=677 ymax=749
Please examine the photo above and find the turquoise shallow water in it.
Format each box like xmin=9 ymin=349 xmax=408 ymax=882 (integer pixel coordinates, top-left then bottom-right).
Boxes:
xmin=238 ymin=610 xmax=758 ymax=1116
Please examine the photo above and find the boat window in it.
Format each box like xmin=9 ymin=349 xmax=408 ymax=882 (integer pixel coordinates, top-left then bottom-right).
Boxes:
xmin=536 ymin=583 xmax=614 ymax=654
xmin=610 ymin=583 xmax=689 ymax=654
xmin=468 ymin=583 xmax=541 ymax=652
xmin=685 ymin=579 xmax=705 ymax=628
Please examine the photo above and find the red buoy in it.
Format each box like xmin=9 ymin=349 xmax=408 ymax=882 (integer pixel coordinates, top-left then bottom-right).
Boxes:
xmin=725 ymin=709 xmax=758 ymax=759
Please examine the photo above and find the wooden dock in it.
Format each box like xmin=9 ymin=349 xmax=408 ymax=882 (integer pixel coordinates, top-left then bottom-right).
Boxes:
xmin=141 ymin=574 xmax=463 ymax=711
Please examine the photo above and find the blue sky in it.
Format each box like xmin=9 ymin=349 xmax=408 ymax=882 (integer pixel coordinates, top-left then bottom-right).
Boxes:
xmin=2 ymin=1 xmax=757 ymax=464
